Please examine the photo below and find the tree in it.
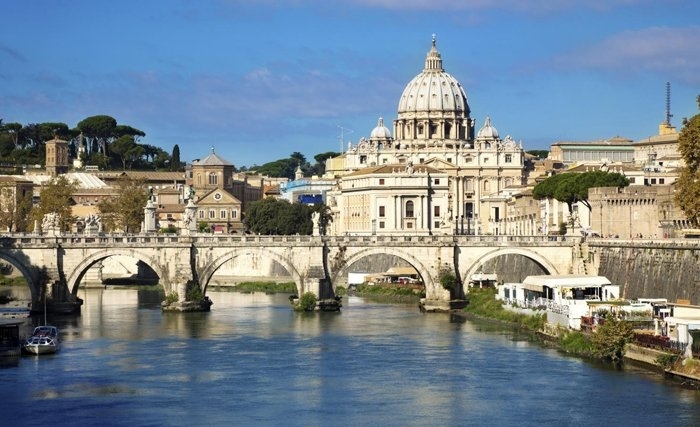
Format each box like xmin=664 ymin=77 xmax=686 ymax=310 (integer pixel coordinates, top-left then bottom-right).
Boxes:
xmin=0 ymin=122 xmax=22 ymax=149
xmin=30 ymin=176 xmax=78 ymax=232
xmin=171 ymin=144 xmax=181 ymax=170
xmin=0 ymin=189 xmax=33 ymax=232
xmin=253 ymin=158 xmax=297 ymax=179
xmin=590 ymin=317 xmax=634 ymax=363
xmin=110 ymin=135 xmax=138 ymax=170
xmin=252 ymin=152 xmax=315 ymax=179
xmin=244 ymin=198 xmax=324 ymax=235
xmin=674 ymin=95 xmax=700 ymax=226
xmin=77 ymin=115 xmax=118 ymax=157
xmin=312 ymin=151 xmax=340 ymax=176
xmin=97 ymin=177 xmax=148 ymax=232
xmin=533 ymin=170 xmax=629 ymax=214
xmin=526 ymin=150 xmax=549 ymax=160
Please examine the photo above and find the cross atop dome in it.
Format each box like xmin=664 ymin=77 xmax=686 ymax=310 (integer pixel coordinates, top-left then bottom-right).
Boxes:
xmin=425 ymin=34 xmax=443 ymax=72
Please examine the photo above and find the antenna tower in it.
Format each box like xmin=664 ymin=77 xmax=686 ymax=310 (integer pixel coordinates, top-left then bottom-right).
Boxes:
xmin=338 ymin=125 xmax=354 ymax=152
xmin=665 ymin=82 xmax=673 ymax=125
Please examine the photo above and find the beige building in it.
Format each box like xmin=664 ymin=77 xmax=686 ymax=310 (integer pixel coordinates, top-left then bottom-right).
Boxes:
xmin=0 ymin=175 xmax=34 ymax=232
xmin=328 ymin=163 xmax=450 ymax=236
xmin=549 ymin=136 xmax=635 ymax=165
xmin=185 ymin=148 xmax=264 ymax=233
xmin=327 ymin=36 xmax=525 ymax=235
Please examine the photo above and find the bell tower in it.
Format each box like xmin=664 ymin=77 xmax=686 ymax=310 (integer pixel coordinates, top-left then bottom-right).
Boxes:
xmin=46 ymin=137 xmax=69 ymax=176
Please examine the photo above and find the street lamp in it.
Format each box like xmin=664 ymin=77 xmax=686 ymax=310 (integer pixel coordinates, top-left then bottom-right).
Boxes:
xmin=460 ymin=215 xmax=464 ymax=235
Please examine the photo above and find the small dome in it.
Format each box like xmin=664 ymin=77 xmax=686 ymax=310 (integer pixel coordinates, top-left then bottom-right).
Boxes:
xmin=370 ymin=117 xmax=392 ymax=139
xmin=477 ymin=116 xmax=499 ymax=139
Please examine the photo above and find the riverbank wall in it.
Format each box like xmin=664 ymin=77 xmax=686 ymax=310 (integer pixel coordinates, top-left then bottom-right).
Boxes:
xmin=589 ymin=241 xmax=700 ymax=305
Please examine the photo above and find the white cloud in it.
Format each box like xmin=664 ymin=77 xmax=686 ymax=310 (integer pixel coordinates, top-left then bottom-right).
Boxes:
xmin=550 ymin=27 xmax=700 ymax=84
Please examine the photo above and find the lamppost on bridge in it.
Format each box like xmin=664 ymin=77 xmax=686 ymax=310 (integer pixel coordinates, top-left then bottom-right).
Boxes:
xmin=454 ymin=216 xmax=459 ymax=236
xmin=460 ymin=215 xmax=464 ymax=235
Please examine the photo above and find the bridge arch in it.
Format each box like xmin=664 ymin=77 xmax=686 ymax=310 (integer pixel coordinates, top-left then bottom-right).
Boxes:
xmin=333 ymin=247 xmax=441 ymax=298
xmin=199 ymin=248 xmax=305 ymax=295
xmin=0 ymin=252 xmax=43 ymax=301
xmin=66 ymin=249 xmax=168 ymax=295
xmin=462 ymin=247 xmax=561 ymax=291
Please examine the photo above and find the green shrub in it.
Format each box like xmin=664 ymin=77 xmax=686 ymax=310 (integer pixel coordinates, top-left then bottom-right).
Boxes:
xmin=352 ymin=283 xmax=424 ymax=303
xmin=439 ymin=269 xmax=457 ymax=291
xmin=559 ymin=331 xmax=593 ymax=356
xmin=655 ymin=353 xmax=679 ymax=370
xmin=230 ymin=281 xmax=297 ymax=293
xmin=159 ymin=225 xmax=177 ymax=234
xmin=165 ymin=292 xmax=179 ymax=304
xmin=185 ymin=282 xmax=204 ymax=302
xmin=296 ymin=292 xmax=317 ymax=312
xmin=464 ymin=287 xmax=545 ymax=331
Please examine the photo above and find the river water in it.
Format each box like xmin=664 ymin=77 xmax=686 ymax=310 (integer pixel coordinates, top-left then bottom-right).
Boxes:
xmin=1 ymin=287 xmax=699 ymax=427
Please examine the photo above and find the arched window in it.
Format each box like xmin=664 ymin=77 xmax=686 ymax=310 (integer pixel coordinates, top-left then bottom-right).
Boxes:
xmin=208 ymin=172 xmax=218 ymax=185
xmin=405 ymin=200 xmax=414 ymax=218
xmin=483 ymin=180 xmax=489 ymax=192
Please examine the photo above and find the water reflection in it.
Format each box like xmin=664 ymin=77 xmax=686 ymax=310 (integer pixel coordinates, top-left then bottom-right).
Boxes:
xmin=2 ymin=286 xmax=700 ymax=426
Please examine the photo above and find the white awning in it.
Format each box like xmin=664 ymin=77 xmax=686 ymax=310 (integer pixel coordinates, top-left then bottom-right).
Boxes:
xmin=522 ymin=275 xmax=612 ymax=289
xmin=520 ymin=282 xmax=544 ymax=292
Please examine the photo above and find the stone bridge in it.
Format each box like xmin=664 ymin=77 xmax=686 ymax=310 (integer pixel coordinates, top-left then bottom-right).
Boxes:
xmin=0 ymin=233 xmax=580 ymax=312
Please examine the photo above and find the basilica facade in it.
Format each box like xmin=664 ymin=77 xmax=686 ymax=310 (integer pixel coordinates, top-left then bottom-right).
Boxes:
xmin=326 ymin=36 xmax=526 ymax=236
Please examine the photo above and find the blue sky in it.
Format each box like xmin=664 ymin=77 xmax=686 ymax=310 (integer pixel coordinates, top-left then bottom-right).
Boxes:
xmin=2 ymin=0 xmax=699 ymax=168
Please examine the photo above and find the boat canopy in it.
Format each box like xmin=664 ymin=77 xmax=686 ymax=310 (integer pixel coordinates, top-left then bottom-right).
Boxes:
xmin=521 ymin=275 xmax=612 ymax=292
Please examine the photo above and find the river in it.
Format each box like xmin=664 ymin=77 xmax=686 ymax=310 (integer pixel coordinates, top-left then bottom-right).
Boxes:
xmin=1 ymin=287 xmax=699 ymax=426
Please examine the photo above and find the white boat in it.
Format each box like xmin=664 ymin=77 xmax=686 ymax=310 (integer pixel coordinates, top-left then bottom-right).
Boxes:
xmin=23 ymin=325 xmax=61 ymax=355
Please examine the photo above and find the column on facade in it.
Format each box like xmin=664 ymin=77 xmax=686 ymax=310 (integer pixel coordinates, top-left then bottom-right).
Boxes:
xmin=452 ymin=175 xmax=460 ymax=221
xmin=394 ymin=195 xmax=399 ymax=233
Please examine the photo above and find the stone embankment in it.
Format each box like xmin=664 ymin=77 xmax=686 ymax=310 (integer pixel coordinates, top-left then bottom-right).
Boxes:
xmin=624 ymin=343 xmax=700 ymax=389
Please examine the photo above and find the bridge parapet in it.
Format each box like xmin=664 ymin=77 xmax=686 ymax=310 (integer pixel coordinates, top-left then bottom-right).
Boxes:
xmin=2 ymin=232 xmax=580 ymax=249
xmin=587 ymin=237 xmax=700 ymax=250
xmin=322 ymin=234 xmax=578 ymax=248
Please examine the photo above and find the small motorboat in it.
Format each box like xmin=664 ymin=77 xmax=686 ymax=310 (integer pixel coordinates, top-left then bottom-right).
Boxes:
xmin=23 ymin=325 xmax=61 ymax=355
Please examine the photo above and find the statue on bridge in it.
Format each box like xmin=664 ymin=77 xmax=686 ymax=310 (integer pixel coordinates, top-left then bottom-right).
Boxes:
xmin=83 ymin=214 xmax=101 ymax=235
xmin=41 ymin=212 xmax=61 ymax=236
xmin=312 ymin=211 xmax=320 ymax=236
xmin=182 ymin=196 xmax=197 ymax=235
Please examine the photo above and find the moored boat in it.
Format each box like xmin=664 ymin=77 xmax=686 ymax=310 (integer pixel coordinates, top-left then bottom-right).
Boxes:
xmin=23 ymin=325 xmax=61 ymax=355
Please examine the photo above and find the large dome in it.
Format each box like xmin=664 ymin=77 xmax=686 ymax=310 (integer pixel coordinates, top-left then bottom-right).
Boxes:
xmin=397 ymin=36 xmax=470 ymax=115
